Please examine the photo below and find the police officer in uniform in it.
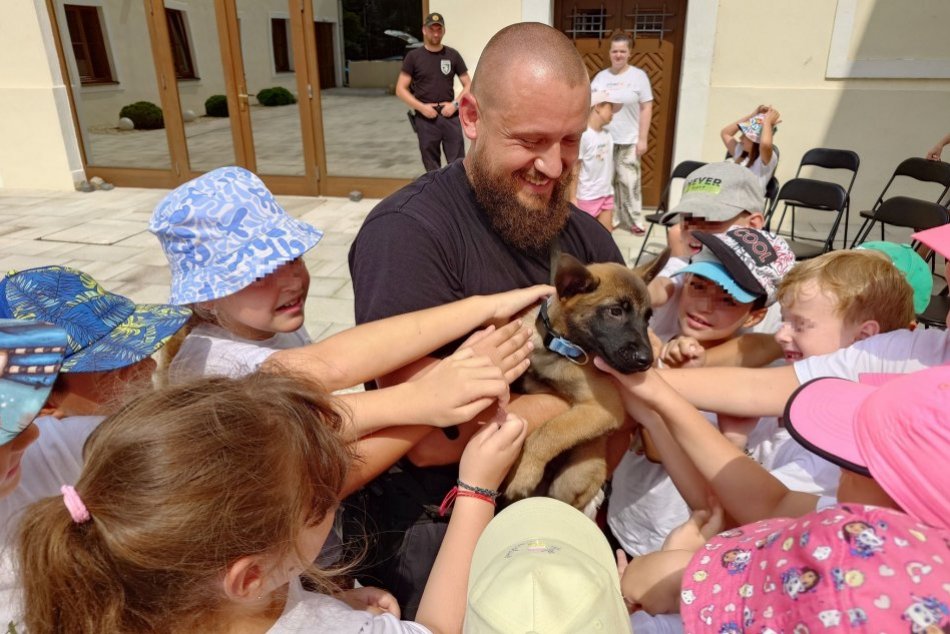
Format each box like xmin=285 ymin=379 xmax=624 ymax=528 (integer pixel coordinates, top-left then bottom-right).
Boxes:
xmin=396 ymin=13 xmax=471 ymax=171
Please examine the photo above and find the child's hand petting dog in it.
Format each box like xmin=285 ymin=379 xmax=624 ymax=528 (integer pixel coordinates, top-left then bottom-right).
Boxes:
xmin=460 ymin=413 xmax=528 ymax=492
xmin=460 ymin=321 xmax=535 ymax=384
xmin=413 ymin=348 xmax=509 ymax=426
xmin=659 ymin=335 xmax=706 ymax=368
xmin=482 ymin=284 xmax=554 ymax=325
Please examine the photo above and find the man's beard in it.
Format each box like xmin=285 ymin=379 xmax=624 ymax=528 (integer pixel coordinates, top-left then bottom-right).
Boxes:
xmin=469 ymin=150 xmax=572 ymax=254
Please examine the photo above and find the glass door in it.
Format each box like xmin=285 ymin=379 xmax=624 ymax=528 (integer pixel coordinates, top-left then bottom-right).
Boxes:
xmin=51 ymin=0 xmax=326 ymax=195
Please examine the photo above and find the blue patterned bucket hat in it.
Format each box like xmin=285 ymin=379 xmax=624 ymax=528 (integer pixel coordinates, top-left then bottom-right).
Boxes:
xmin=0 ymin=266 xmax=191 ymax=373
xmin=150 ymin=166 xmax=324 ymax=305
xmin=0 ymin=319 xmax=67 ymax=444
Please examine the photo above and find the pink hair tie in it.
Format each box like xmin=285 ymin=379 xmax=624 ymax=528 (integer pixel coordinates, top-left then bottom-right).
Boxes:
xmin=60 ymin=485 xmax=90 ymax=524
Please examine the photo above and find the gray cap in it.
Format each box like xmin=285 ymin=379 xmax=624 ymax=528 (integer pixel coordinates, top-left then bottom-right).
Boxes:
xmin=659 ymin=161 xmax=765 ymax=224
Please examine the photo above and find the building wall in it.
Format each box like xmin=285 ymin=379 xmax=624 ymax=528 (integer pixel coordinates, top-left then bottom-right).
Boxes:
xmin=0 ymin=0 xmax=82 ymax=189
xmin=675 ymin=0 xmax=950 ymax=225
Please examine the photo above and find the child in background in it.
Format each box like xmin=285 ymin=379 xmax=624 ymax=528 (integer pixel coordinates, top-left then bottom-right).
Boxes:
xmin=619 ymin=365 xmax=950 ymax=631
xmin=649 ymin=163 xmax=784 ymax=348
xmin=572 ymin=90 xmax=623 ymax=232
xmin=721 ymin=104 xmax=780 ymax=189
xmin=17 ymin=371 xmax=527 ymax=634
xmin=0 ymin=267 xmax=191 ymax=630
xmin=601 ymin=248 xmax=921 ymax=534
xmin=608 ymin=227 xmax=795 ymax=558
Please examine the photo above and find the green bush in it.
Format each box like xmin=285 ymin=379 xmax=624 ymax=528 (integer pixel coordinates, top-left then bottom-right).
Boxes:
xmin=118 ymin=101 xmax=164 ymax=130
xmin=256 ymin=86 xmax=297 ymax=107
xmin=204 ymin=94 xmax=229 ymax=117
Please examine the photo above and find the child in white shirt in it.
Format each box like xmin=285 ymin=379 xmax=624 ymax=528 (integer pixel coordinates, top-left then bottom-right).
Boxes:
xmin=573 ymin=90 xmax=623 ymax=232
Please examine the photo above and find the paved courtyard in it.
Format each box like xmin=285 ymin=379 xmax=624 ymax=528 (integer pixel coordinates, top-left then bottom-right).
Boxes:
xmin=80 ymin=88 xmax=432 ymax=180
xmin=0 ymin=186 xmax=652 ymax=340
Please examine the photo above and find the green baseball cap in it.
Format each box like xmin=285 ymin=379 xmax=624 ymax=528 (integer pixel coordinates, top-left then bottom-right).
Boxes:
xmin=855 ymin=241 xmax=933 ymax=313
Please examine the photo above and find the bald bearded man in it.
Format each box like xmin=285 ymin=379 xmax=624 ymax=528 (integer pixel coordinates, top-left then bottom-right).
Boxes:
xmin=346 ymin=23 xmax=624 ymax=617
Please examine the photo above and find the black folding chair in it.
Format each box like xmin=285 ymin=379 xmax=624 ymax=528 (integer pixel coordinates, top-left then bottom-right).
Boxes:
xmin=851 ymin=158 xmax=950 ymax=246
xmin=765 ymin=179 xmax=849 ymax=260
xmin=917 ymin=286 xmax=950 ymax=330
xmin=851 ymin=197 xmax=950 ymax=248
xmin=634 ymin=160 xmax=706 ymax=265
xmin=769 ymin=149 xmax=859 ymax=248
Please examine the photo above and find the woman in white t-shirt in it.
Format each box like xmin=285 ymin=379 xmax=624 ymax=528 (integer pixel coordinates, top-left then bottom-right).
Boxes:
xmin=590 ymin=32 xmax=654 ymax=234
xmin=720 ymin=105 xmax=781 ymax=190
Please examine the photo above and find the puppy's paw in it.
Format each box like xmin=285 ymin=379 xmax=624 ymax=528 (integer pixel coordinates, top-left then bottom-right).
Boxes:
xmin=548 ymin=460 xmax=606 ymax=510
xmin=504 ymin=459 xmax=545 ymax=501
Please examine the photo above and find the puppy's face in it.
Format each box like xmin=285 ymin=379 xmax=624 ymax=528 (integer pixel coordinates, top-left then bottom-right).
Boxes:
xmin=550 ymin=252 xmax=668 ymax=373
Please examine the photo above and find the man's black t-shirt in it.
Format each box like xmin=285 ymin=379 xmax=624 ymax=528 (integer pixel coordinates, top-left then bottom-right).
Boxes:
xmin=346 ymin=160 xmax=623 ymax=616
xmin=400 ymin=46 xmax=467 ymax=104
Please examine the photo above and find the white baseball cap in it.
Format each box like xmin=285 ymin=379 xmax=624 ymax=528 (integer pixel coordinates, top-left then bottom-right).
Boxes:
xmin=464 ymin=497 xmax=631 ymax=633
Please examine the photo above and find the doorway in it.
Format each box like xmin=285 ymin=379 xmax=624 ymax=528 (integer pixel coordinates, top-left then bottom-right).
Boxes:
xmin=554 ymin=0 xmax=687 ymax=208
xmin=47 ymin=0 xmax=413 ymax=197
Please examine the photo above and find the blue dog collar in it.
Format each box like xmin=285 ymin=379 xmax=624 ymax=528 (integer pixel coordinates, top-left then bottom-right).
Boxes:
xmin=537 ymin=298 xmax=589 ymax=365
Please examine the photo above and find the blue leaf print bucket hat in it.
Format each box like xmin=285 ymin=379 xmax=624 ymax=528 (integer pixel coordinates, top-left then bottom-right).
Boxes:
xmin=149 ymin=166 xmax=324 ymax=305
xmin=0 ymin=266 xmax=191 ymax=373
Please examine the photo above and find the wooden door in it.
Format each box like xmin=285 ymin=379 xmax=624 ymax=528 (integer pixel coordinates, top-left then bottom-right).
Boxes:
xmin=314 ymin=22 xmax=336 ymax=89
xmin=555 ymin=0 xmax=687 ymax=208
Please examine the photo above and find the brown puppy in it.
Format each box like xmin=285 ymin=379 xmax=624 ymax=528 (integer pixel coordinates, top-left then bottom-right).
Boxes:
xmin=505 ymin=250 xmax=669 ymax=509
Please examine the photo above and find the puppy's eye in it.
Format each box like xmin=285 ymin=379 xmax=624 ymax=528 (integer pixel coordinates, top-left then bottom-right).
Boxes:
xmin=608 ymin=306 xmax=624 ymax=317
xmin=620 ymin=299 xmax=632 ymax=311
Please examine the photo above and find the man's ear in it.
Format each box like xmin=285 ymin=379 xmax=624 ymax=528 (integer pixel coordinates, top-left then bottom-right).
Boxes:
xmin=742 ymin=306 xmax=769 ymax=329
xmin=747 ymin=213 xmax=766 ymax=230
xmin=459 ymin=93 xmax=479 ymax=141
xmin=852 ymin=320 xmax=881 ymax=342
xmin=223 ymin=555 xmax=270 ymax=602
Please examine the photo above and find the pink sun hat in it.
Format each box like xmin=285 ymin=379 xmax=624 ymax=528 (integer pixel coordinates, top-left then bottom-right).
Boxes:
xmin=785 ymin=366 xmax=950 ymax=530
xmin=680 ymin=504 xmax=950 ymax=633
xmin=913 ymin=223 xmax=950 ymax=260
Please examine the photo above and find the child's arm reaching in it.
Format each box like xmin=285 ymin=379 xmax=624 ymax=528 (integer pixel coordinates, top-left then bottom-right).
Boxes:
xmin=415 ymin=414 xmax=528 ymax=634
xmin=267 ymin=285 xmax=553 ymax=392
xmin=335 ymin=347 xmax=509 ymax=438
xmin=758 ymin=107 xmax=781 ymax=166
xmin=657 ymin=364 xmax=800 ymax=417
xmin=597 ymin=363 xmax=818 ymax=524
xmin=621 ymin=507 xmax=723 ymax=615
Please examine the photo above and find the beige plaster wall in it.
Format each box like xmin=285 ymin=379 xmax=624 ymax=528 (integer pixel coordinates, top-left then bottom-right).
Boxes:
xmin=428 ymin=0 xmax=524 ymax=93
xmin=0 ymin=0 xmax=81 ymax=189
xmin=686 ymin=0 xmax=950 ymax=230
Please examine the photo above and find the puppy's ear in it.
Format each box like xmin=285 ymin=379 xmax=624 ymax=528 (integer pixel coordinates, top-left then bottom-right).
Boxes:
xmin=555 ymin=253 xmax=599 ymax=299
xmin=633 ymin=248 xmax=670 ymax=284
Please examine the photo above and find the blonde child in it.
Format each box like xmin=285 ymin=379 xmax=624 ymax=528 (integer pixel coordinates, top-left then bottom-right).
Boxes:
xmin=17 ymin=371 xmax=527 ymax=634
xmin=572 ymin=90 xmax=623 ymax=232
xmin=600 ymin=248 xmax=922 ymax=532
xmin=0 ymin=266 xmax=190 ymax=630
xmin=721 ymin=104 xmax=780 ymax=190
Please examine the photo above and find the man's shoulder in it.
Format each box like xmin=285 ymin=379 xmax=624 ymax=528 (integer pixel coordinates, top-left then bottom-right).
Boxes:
xmin=368 ymin=163 xmax=465 ymax=214
xmin=561 ymin=208 xmax=624 ymax=264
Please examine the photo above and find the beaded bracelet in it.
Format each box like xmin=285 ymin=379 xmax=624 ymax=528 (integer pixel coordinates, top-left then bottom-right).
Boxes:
xmin=456 ymin=479 xmax=500 ymax=499
xmin=439 ymin=486 xmax=496 ymax=516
